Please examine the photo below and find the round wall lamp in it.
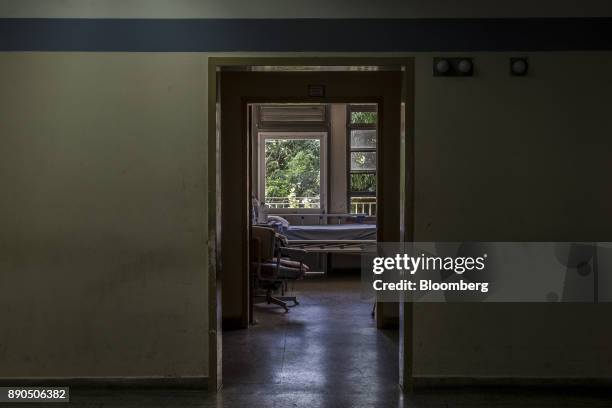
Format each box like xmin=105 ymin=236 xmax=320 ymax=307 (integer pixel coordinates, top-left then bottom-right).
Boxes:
xmin=435 ymin=59 xmax=450 ymax=74
xmin=433 ymin=57 xmax=474 ymax=77
xmin=457 ymin=59 xmax=473 ymax=74
xmin=510 ymin=58 xmax=529 ymax=76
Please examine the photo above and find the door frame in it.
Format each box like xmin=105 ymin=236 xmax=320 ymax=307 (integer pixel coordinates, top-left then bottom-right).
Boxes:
xmin=207 ymin=57 xmax=415 ymax=392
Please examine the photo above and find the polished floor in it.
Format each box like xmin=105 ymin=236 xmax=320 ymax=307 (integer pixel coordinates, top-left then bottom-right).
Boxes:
xmin=224 ymin=275 xmax=398 ymax=390
xmin=13 ymin=276 xmax=612 ymax=407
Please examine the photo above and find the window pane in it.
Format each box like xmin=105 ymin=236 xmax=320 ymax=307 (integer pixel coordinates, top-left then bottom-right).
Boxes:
xmin=350 ymin=196 xmax=377 ymax=216
xmin=264 ymin=138 xmax=321 ymax=209
xmin=350 ymin=173 xmax=376 ymax=193
xmin=350 ymin=111 xmax=377 ymax=124
xmin=350 ymin=151 xmax=376 ymax=171
xmin=350 ymin=129 xmax=376 ymax=149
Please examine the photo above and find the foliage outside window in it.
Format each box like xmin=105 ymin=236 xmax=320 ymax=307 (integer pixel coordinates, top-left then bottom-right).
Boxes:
xmin=350 ymin=111 xmax=377 ymax=124
xmin=348 ymin=105 xmax=377 ymax=216
xmin=261 ymin=134 xmax=325 ymax=210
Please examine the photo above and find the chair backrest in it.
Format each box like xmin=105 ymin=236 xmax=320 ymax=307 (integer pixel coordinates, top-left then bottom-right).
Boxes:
xmin=251 ymin=226 xmax=277 ymax=262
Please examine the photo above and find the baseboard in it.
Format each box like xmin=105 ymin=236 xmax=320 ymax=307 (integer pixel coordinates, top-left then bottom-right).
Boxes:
xmin=412 ymin=376 xmax=612 ymax=389
xmin=0 ymin=376 xmax=208 ymax=389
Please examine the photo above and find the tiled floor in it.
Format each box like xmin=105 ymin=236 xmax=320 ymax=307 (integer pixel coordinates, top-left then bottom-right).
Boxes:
xmin=219 ymin=275 xmax=403 ymax=407
xmin=13 ymin=276 xmax=612 ymax=407
xmin=223 ymin=276 xmax=398 ymax=391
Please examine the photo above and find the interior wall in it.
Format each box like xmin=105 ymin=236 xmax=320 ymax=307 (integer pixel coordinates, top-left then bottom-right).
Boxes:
xmin=2 ymin=50 xmax=612 ymax=380
xmin=0 ymin=53 xmax=209 ymax=378
xmin=412 ymin=52 xmax=612 ymax=377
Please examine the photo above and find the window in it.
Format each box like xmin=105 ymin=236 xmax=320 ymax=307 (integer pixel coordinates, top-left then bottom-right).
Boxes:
xmin=258 ymin=104 xmax=327 ymax=125
xmin=347 ymin=104 xmax=377 ymax=216
xmin=258 ymin=132 xmax=327 ymax=211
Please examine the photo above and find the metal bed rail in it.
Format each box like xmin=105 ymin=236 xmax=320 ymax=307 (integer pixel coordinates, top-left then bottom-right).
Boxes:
xmin=287 ymin=239 xmax=376 ymax=254
xmin=286 ymin=239 xmax=376 ymax=277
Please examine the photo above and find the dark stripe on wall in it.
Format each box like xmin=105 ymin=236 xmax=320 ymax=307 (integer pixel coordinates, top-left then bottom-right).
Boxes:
xmin=1 ymin=18 xmax=612 ymax=52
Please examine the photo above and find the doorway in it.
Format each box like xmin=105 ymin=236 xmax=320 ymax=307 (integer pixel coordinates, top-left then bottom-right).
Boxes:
xmin=207 ymin=59 xmax=415 ymax=391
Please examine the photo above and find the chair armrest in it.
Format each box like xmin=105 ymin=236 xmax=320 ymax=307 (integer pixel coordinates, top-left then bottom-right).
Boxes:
xmin=279 ymin=247 xmax=307 ymax=263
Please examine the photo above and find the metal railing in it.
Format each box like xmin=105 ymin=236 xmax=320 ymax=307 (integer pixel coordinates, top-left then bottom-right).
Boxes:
xmin=265 ymin=197 xmax=321 ymax=209
xmin=350 ymin=197 xmax=377 ymax=216
xmin=264 ymin=196 xmax=376 ymax=216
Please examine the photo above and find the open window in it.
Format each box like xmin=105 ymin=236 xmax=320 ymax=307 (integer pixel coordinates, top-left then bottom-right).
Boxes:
xmin=347 ymin=104 xmax=377 ymax=216
xmin=258 ymin=132 xmax=327 ymax=212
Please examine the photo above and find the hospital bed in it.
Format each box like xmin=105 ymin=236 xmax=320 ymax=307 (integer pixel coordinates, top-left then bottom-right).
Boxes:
xmin=264 ymin=213 xmax=377 ymax=274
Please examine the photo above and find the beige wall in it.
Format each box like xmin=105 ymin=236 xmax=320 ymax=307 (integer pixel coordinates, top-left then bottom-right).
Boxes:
xmin=412 ymin=52 xmax=612 ymax=377
xmin=2 ymin=51 xmax=612 ymax=380
xmin=0 ymin=53 xmax=209 ymax=378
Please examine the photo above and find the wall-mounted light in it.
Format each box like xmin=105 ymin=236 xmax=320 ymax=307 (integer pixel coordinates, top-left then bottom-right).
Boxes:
xmin=510 ymin=58 xmax=529 ymax=76
xmin=435 ymin=59 xmax=450 ymax=74
xmin=457 ymin=59 xmax=473 ymax=75
xmin=433 ymin=58 xmax=474 ymax=77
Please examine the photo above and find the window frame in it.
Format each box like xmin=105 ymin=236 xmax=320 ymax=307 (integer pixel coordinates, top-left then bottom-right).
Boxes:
xmin=258 ymin=131 xmax=328 ymax=214
xmin=346 ymin=104 xmax=377 ymax=215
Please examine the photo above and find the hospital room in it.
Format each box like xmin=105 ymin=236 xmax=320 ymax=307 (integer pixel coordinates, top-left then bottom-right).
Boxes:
xmin=222 ymin=102 xmax=392 ymax=383
xmin=250 ymin=102 xmax=376 ymax=303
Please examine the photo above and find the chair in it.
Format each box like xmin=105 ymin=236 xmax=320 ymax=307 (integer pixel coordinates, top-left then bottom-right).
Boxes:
xmin=250 ymin=226 xmax=309 ymax=312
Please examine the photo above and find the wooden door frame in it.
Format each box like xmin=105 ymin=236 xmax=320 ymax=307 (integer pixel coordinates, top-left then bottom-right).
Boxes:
xmin=207 ymin=57 xmax=415 ymax=392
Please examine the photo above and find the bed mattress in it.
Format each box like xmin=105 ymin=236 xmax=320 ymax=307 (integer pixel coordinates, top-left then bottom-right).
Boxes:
xmin=283 ymin=224 xmax=376 ymax=241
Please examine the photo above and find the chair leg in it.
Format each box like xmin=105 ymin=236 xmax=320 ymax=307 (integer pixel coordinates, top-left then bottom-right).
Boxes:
xmin=255 ymin=285 xmax=299 ymax=312
xmin=268 ymin=296 xmax=289 ymax=312
xmin=266 ymin=290 xmax=289 ymax=312
xmin=276 ymin=295 xmax=299 ymax=306
xmin=279 ymin=280 xmax=298 ymax=305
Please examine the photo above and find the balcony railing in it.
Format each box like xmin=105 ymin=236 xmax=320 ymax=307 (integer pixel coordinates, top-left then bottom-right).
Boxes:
xmin=350 ymin=197 xmax=377 ymax=216
xmin=265 ymin=197 xmax=321 ymax=209
xmin=265 ymin=196 xmax=377 ymax=216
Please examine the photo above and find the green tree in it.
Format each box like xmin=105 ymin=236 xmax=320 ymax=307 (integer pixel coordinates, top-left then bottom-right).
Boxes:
xmin=265 ymin=139 xmax=321 ymax=207
xmin=350 ymin=111 xmax=377 ymax=124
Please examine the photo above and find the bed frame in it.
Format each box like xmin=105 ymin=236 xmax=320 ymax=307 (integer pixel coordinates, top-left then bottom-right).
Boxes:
xmin=265 ymin=213 xmax=377 ymax=275
xmin=288 ymin=239 xmax=376 ymax=254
